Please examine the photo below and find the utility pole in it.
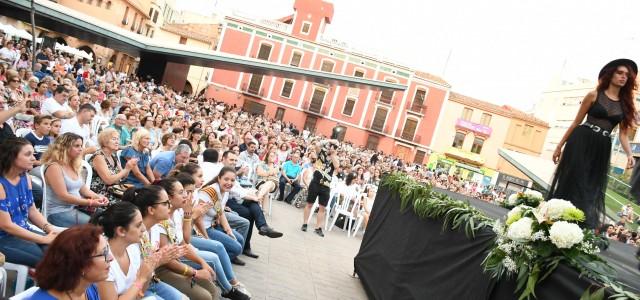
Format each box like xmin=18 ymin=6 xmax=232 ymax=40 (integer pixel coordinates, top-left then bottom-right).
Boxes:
xmin=30 ymin=0 xmax=37 ymax=70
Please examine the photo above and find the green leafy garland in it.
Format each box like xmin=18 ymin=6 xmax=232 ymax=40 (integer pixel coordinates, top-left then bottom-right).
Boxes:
xmin=380 ymin=172 xmax=639 ymax=299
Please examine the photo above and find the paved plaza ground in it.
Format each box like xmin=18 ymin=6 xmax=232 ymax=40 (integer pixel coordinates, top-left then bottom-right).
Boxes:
xmin=233 ymin=199 xmax=368 ymax=300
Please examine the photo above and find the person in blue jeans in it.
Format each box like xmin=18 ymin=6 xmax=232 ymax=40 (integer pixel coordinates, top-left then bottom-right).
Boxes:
xmin=196 ymin=168 xmax=246 ymax=261
xmin=42 ymin=133 xmax=108 ymax=227
xmin=0 ymin=138 xmax=59 ymax=267
xmin=91 ymin=201 xmax=185 ymax=300
xmin=278 ymin=152 xmax=303 ymax=204
xmin=172 ymin=172 xmax=249 ymax=295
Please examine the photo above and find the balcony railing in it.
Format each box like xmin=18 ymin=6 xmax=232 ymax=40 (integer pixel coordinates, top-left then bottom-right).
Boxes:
xmin=407 ymin=102 xmax=426 ymax=114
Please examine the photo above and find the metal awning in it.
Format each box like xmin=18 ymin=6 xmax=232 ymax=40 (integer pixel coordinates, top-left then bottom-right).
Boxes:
xmin=498 ymin=148 xmax=555 ymax=191
xmin=0 ymin=0 xmax=407 ymax=91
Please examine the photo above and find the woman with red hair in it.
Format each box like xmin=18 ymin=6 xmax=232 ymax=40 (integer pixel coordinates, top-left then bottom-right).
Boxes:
xmin=550 ymin=58 xmax=638 ymax=229
xmin=31 ymin=224 xmax=110 ymax=299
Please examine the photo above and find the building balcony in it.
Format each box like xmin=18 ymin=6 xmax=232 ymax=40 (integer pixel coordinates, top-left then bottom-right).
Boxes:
xmin=395 ymin=128 xmax=422 ymax=144
xmin=444 ymin=146 xmax=485 ymax=165
xmin=303 ymin=101 xmax=327 ymax=116
xmin=366 ymin=119 xmax=390 ymax=134
xmin=455 ymin=118 xmax=492 ymax=137
xmin=406 ymin=102 xmax=426 ymax=115
xmin=241 ymin=83 xmax=265 ymax=97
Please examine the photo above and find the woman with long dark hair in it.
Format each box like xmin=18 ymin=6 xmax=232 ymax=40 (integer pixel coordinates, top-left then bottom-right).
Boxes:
xmin=0 ymin=138 xmax=58 ymax=268
xmin=91 ymin=201 xmax=185 ymax=300
xmin=550 ymin=59 xmax=638 ymax=229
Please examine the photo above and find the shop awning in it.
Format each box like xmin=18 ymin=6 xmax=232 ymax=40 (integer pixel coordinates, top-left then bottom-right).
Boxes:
xmin=498 ymin=148 xmax=555 ymax=191
xmin=455 ymin=162 xmax=482 ymax=174
xmin=0 ymin=0 xmax=407 ymax=91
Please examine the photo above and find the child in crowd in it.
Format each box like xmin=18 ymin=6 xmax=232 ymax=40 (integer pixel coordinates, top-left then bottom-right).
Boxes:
xmin=25 ymin=114 xmax=53 ymax=166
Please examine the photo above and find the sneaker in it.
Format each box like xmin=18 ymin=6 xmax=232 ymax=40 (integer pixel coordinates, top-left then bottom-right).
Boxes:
xmin=301 ymin=224 xmax=307 ymax=232
xmin=222 ymin=287 xmax=250 ymax=300
xmin=314 ymin=227 xmax=325 ymax=237
xmin=232 ymin=282 xmax=252 ymax=298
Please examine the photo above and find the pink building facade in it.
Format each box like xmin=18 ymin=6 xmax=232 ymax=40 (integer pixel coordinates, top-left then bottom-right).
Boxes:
xmin=205 ymin=0 xmax=451 ymax=164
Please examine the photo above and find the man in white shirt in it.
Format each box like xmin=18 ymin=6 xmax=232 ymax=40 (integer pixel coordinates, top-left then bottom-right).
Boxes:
xmin=60 ymin=103 xmax=97 ymax=153
xmin=237 ymin=141 xmax=260 ymax=185
xmin=0 ymin=40 xmax=18 ymax=64
xmin=41 ymin=86 xmax=74 ymax=119
xmin=201 ymin=149 xmax=222 ymax=184
xmin=222 ymin=150 xmax=283 ymax=260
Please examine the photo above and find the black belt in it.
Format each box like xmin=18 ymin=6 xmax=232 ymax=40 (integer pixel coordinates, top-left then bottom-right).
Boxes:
xmin=582 ymin=122 xmax=611 ymax=137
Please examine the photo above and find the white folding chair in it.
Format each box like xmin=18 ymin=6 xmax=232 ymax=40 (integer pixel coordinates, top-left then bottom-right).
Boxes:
xmin=14 ymin=128 xmax=31 ymax=138
xmin=328 ymin=194 xmax=360 ymax=237
xmin=0 ymin=265 xmax=7 ymax=297
xmin=81 ymin=160 xmax=93 ymax=186
xmin=3 ymin=263 xmax=28 ymax=294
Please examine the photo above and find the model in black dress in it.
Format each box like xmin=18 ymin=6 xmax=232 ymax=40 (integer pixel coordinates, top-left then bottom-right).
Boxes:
xmin=549 ymin=59 xmax=638 ymax=229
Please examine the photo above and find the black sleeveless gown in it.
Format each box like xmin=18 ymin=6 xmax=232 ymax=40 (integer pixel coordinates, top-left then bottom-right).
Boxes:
xmin=548 ymin=91 xmax=624 ymax=229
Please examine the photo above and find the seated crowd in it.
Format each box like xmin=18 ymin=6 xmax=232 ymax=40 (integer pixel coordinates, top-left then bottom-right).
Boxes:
xmin=0 ymin=45 xmax=393 ymax=299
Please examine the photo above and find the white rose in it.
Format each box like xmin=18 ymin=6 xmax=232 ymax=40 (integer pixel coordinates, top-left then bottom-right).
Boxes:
xmin=506 ymin=217 xmax=534 ymax=242
xmin=539 ymin=198 xmax=575 ymax=220
xmin=524 ymin=190 xmax=543 ymax=200
xmin=549 ymin=221 xmax=584 ymax=249
xmin=507 ymin=193 xmax=518 ymax=205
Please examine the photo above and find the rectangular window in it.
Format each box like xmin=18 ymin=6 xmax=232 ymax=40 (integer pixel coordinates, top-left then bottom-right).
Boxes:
xmin=257 ymin=44 xmax=272 ymax=60
xmin=280 ymin=80 xmax=294 ymax=98
xmin=153 ymin=11 xmax=159 ymax=23
xmin=366 ymin=135 xmax=380 ymax=150
xmin=122 ymin=6 xmax=130 ymax=25
xmin=304 ymin=116 xmax=317 ymax=132
xmin=401 ymin=118 xmax=418 ymax=141
xmin=354 ymin=70 xmax=365 ymax=78
xmin=179 ymin=36 xmax=187 ymax=44
xmin=248 ymin=74 xmax=263 ymax=95
xmin=301 ymin=22 xmax=311 ymax=34
xmin=371 ymin=107 xmax=388 ymax=132
xmin=471 ymin=137 xmax=484 ymax=154
xmin=452 ymin=132 xmax=466 ymax=148
xmin=480 ymin=113 xmax=492 ymax=126
xmin=342 ymin=98 xmax=356 ymax=116
xmin=320 ymin=60 xmax=334 ymax=73
xmin=309 ymin=88 xmax=326 ymax=113
xmin=523 ymin=124 xmax=534 ymax=137
xmin=414 ymin=150 xmax=426 ymax=164
xmin=275 ymin=107 xmax=285 ymax=121
xmin=242 ymin=100 xmax=266 ymax=116
xmin=149 ymin=7 xmax=153 ymax=17
xmin=290 ymin=51 xmax=302 ymax=67
xmin=461 ymin=107 xmax=473 ymax=121
xmin=411 ymin=89 xmax=426 ymax=112
xmin=379 ymin=79 xmax=396 ymax=104
xmin=334 ymin=126 xmax=347 ymax=142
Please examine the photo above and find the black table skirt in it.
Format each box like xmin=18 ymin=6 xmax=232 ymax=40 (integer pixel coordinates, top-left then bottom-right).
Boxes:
xmin=354 ymin=186 xmax=640 ymax=300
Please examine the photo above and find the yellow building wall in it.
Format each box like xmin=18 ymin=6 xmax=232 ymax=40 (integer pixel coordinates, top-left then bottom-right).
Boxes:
xmin=504 ymin=119 xmax=548 ymax=155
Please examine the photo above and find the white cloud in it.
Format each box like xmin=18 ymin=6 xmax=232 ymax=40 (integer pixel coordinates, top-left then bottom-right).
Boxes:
xmin=179 ymin=0 xmax=640 ymax=110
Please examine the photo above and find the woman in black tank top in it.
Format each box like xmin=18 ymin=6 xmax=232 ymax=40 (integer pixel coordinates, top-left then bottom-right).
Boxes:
xmin=549 ymin=59 xmax=638 ymax=229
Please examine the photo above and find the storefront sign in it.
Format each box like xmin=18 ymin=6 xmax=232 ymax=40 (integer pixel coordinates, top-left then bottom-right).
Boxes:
xmin=456 ymin=119 xmax=492 ymax=136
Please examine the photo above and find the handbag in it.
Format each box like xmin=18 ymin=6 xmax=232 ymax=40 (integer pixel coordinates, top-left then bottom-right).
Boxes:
xmin=108 ymin=183 xmax=135 ymax=199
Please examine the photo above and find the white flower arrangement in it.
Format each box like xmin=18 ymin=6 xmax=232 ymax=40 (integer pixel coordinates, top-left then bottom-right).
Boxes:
xmin=538 ymin=198 xmax=576 ymax=221
xmin=506 ymin=217 xmax=534 ymax=241
xmin=548 ymin=221 xmax=584 ymax=249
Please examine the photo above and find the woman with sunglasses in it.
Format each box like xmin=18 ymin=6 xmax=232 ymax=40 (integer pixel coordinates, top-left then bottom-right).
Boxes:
xmin=123 ymin=185 xmax=219 ymax=300
xmin=92 ymin=201 xmax=186 ymax=300
xmin=30 ymin=224 xmax=109 ymax=300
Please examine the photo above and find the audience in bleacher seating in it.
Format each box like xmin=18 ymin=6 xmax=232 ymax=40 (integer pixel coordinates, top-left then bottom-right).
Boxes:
xmin=31 ymin=224 xmax=107 ymax=300
xmin=91 ymin=201 xmax=185 ymax=299
xmin=0 ymin=138 xmax=58 ymax=268
xmin=122 ymin=184 xmax=222 ymax=300
xmin=149 ymin=144 xmax=192 ymax=180
xmin=88 ymin=128 xmax=137 ymax=204
xmin=43 ymin=132 xmax=108 ymax=227
xmin=120 ymin=128 xmax=154 ymax=187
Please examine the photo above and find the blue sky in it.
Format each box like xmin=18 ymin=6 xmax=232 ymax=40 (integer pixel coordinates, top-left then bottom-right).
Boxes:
xmin=178 ymin=0 xmax=640 ymax=111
